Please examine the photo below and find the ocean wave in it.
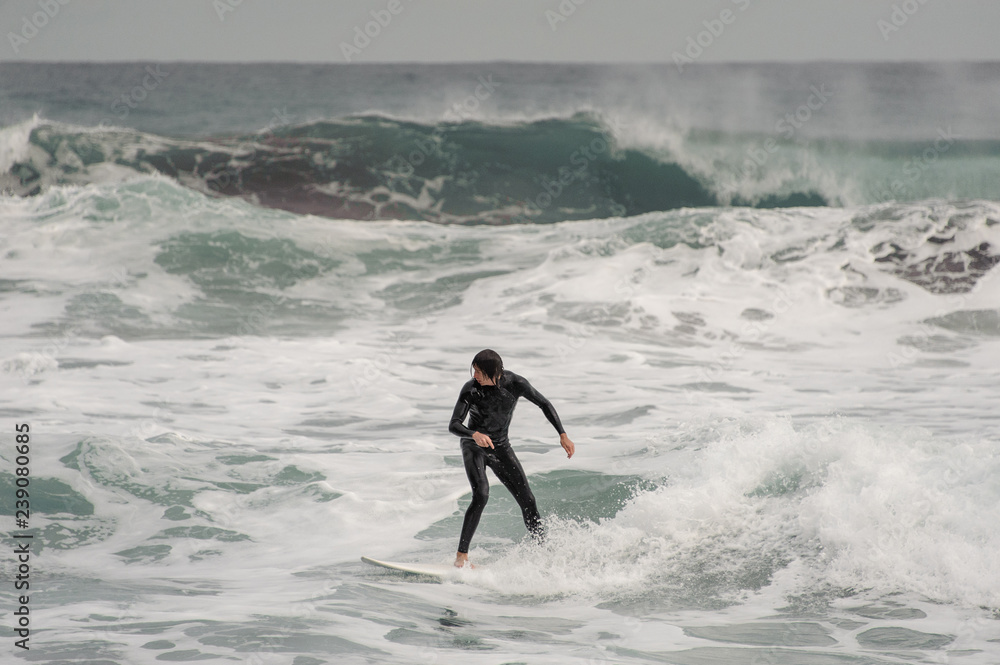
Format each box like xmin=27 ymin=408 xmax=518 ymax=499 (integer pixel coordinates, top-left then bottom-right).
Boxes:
xmin=12 ymin=113 xmax=1000 ymax=224
xmin=3 ymin=177 xmax=999 ymax=345
xmin=480 ymin=418 xmax=1000 ymax=610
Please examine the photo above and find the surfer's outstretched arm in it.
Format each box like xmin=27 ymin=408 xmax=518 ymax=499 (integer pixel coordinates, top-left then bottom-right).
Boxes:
xmin=512 ymin=373 xmax=575 ymax=458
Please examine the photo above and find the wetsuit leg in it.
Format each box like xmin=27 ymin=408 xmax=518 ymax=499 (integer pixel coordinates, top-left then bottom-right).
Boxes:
xmin=458 ymin=439 xmax=490 ymax=554
xmin=489 ymin=444 xmax=545 ymax=544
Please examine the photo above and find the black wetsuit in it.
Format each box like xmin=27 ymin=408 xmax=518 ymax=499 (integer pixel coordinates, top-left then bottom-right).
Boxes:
xmin=448 ymin=370 xmax=566 ymax=553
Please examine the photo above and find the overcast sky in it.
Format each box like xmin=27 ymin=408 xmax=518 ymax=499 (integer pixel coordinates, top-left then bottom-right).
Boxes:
xmin=2 ymin=0 xmax=999 ymax=63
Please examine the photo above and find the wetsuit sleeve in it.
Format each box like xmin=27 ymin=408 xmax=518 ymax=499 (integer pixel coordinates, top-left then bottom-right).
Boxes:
xmin=449 ymin=384 xmax=476 ymax=438
xmin=512 ymin=373 xmax=566 ymax=435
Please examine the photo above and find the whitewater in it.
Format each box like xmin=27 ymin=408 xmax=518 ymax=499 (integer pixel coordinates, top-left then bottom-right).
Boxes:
xmin=2 ymin=62 xmax=1000 ymax=664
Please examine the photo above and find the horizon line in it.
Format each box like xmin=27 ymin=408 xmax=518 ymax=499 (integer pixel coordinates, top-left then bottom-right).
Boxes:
xmin=2 ymin=58 xmax=999 ymax=66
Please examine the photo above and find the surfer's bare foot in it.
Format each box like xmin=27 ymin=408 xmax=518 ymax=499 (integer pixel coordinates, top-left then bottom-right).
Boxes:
xmin=454 ymin=552 xmax=475 ymax=568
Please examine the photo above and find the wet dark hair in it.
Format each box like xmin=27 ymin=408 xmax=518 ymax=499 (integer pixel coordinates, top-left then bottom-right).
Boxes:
xmin=472 ymin=349 xmax=503 ymax=385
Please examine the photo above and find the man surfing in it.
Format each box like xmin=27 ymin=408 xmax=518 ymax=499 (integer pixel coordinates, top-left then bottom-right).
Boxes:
xmin=448 ymin=349 xmax=575 ymax=568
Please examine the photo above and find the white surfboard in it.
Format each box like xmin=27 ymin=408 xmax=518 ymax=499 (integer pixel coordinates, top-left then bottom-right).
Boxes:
xmin=361 ymin=556 xmax=476 ymax=579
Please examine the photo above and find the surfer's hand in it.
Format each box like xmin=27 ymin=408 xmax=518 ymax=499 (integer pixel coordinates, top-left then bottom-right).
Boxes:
xmin=560 ymin=433 xmax=575 ymax=459
xmin=473 ymin=431 xmax=494 ymax=449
